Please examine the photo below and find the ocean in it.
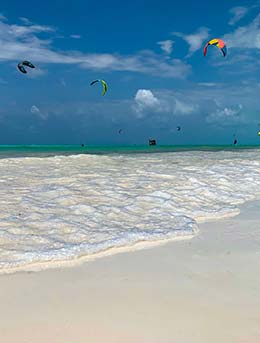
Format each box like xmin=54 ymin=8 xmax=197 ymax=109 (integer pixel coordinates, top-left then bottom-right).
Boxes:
xmin=0 ymin=145 xmax=260 ymax=273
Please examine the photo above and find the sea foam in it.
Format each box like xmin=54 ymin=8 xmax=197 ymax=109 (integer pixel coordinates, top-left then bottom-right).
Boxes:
xmin=0 ymin=149 xmax=260 ymax=273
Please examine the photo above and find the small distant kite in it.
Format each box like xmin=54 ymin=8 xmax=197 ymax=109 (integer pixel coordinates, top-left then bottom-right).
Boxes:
xmin=17 ymin=60 xmax=35 ymax=74
xmin=90 ymin=79 xmax=108 ymax=96
xmin=177 ymin=126 xmax=181 ymax=131
xmin=203 ymin=39 xmax=227 ymax=57
xmin=118 ymin=129 xmax=123 ymax=134
xmin=232 ymin=134 xmax=238 ymax=145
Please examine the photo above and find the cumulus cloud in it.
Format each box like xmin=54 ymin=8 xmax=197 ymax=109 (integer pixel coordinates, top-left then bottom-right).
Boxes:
xmin=174 ymin=99 xmax=196 ymax=115
xmin=136 ymin=82 xmax=260 ymax=126
xmin=157 ymin=40 xmax=174 ymax=54
xmin=132 ymin=89 xmax=198 ymax=119
xmin=133 ymin=89 xmax=161 ymax=115
xmin=173 ymin=27 xmax=209 ymax=56
xmin=229 ymin=6 xmax=249 ymax=26
xmin=206 ymin=105 xmax=243 ymax=125
xmin=10 ymin=81 xmax=258 ymax=144
xmin=130 ymin=80 xmax=260 ymax=128
xmin=0 ymin=16 xmax=191 ymax=79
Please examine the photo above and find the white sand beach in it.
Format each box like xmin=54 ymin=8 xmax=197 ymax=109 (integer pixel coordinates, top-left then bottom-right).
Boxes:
xmin=1 ymin=200 xmax=260 ymax=343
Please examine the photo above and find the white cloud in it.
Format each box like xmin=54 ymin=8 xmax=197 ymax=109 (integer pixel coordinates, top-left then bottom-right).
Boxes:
xmin=133 ymin=89 xmax=197 ymax=118
xmin=174 ymin=99 xmax=196 ymax=114
xmin=0 ymin=16 xmax=191 ymax=79
xmin=26 ymin=68 xmax=47 ymax=78
xmin=206 ymin=105 xmax=243 ymax=125
xmin=19 ymin=17 xmax=33 ymax=25
xmin=229 ymin=6 xmax=249 ymax=26
xmin=21 ymin=82 xmax=260 ymax=142
xmin=133 ymin=82 xmax=260 ymax=125
xmin=209 ymin=14 xmax=260 ymax=73
xmin=70 ymin=34 xmax=81 ymax=39
xmin=134 ymin=89 xmax=161 ymax=115
xmin=198 ymin=82 xmax=217 ymax=87
xmin=157 ymin=40 xmax=174 ymax=54
xmin=79 ymin=52 xmax=191 ymax=78
xmin=224 ymin=14 xmax=260 ymax=49
xmin=173 ymin=27 xmax=209 ymax=56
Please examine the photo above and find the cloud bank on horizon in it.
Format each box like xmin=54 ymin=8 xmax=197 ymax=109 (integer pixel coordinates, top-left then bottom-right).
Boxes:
xmin=0 ymin=1 xmax=260 ymax=145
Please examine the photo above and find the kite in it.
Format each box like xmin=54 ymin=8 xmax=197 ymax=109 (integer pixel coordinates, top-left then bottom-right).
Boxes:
xmin=203 ymin=39 xmax=227 ymax=57
xmin=90 ymin=79 xmax=108 ymax=96
xmin=17 ymin=61 xmax=35 ymax=74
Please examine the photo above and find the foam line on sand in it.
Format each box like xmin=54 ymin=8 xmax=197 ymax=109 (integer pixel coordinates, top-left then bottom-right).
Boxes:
xmin=1 ymin=200 xmax=260 ymax=343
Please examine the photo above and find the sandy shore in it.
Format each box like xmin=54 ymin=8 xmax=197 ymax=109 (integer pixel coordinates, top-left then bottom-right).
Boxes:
xmin=1 ymin=201 xmax=260 ymax=343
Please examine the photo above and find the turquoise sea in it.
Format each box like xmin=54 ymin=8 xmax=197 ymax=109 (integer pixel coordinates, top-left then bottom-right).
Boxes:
xmin=0 ymin=144 xmax=259 ymax=158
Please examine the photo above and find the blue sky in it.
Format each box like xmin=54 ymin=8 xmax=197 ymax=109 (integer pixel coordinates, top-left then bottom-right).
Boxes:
xmin=0 ymin=0 xmax=260 ymax=145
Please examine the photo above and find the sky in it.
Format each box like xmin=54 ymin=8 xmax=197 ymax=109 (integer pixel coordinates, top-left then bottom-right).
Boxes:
xmin=0 ymin=0 xmax=260 ymax=145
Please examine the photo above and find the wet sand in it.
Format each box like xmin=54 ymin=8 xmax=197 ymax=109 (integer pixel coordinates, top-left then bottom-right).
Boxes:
xmin=1 ymin=200 xmax=260 ymax=343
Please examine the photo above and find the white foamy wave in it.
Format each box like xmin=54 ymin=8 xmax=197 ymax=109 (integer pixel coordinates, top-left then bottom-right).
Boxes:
xmin=0 ymin=149 xmax=260 ymax=273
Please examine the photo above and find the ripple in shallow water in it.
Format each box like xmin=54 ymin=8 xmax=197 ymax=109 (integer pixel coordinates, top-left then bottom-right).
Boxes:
xmin=0 ymin=150 xmax=260 ymax=273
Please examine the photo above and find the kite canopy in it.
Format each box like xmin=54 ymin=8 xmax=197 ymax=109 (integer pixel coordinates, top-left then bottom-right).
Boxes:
xmin=177 ymin=126 xmax=181 ymax=131
xmin=90 ymin=79 xmax=108 ymax=96
xmin=17 ymin=60 xmax=35 ymax=74
xmin=203 ymin=39 xmax=227 ymax=57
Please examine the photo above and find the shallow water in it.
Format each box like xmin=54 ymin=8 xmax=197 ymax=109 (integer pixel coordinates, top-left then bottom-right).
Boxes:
xmin=0 ymin=148 xmax=260 ymax=273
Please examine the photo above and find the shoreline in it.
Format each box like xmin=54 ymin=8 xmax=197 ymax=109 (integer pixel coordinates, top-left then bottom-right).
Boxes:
xmin=1 ymin=200 xmax=260 ymax=342
xmin=1 ymin=147 xmax=260 ymax=276
xmin=0 ymin=232 xmax=196 ymax=275
xmin=0 ymin=204 xmax=243 ymax=276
